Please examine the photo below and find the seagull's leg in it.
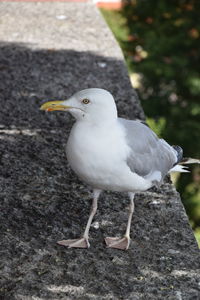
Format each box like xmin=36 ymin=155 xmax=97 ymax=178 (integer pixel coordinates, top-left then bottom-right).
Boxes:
xmin=105 ymin=193 xmax=135 ymax=250
xmin=57 ymin=189 xmax=101 ymax=248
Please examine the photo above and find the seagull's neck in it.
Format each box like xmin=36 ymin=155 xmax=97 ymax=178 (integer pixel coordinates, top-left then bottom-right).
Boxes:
xmin=75 ymin=115 xmax=118 ymax=129
xmin=84 ymin=106 xmax=118 ymax=126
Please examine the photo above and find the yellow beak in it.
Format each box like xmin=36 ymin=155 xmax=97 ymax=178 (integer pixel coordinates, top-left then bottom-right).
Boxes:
xmin=40 ymin=101 xmax=71 ymax=112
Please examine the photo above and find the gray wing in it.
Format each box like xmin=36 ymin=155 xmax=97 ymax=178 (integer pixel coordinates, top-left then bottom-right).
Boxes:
xmin=119 ymin=118 xmax=177 ymax=181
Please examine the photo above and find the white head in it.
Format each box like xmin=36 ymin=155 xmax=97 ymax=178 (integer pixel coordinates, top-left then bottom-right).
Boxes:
xmin=40 ymin=88 xmax=118 ymax=124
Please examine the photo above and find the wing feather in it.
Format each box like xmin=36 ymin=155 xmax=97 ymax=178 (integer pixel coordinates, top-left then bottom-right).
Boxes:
xmin=119 ymin=118 xmax=177 ymax=181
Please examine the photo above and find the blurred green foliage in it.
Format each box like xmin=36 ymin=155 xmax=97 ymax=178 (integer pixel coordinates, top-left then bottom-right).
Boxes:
xmin=101 ymin=0 xmax=200 ymax=246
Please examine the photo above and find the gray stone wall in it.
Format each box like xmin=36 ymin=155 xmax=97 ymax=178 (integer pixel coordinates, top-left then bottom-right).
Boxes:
xmin=0 ymin=2 xmax=199 ymax=299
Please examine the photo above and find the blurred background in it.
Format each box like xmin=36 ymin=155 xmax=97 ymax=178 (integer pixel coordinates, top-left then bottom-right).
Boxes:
xmin=99 ymin=0 xmax=200 ymax=246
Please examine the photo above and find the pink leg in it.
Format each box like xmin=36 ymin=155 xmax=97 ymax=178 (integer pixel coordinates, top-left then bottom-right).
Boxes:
xmin=57 ymin=189 xmax=101 ymax=248
xmin=105 ymin=193 xmax=135 ymax=250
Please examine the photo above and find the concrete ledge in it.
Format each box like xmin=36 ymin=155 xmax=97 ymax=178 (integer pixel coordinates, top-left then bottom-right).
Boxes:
xmin=0 ymin=2 xmax=199 ymax=300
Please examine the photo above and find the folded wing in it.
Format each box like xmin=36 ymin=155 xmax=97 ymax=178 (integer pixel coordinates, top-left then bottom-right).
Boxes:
xmin=119 ymin=118 xmax=178 ymax=182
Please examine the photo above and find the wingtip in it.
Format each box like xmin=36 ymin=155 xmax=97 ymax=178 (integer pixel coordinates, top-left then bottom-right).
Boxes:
xmin=180 ymin=157 xmax=200 ymax=165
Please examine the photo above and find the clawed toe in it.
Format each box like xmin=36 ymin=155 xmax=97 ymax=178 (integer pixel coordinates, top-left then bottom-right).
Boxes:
xmin=105 ymin=236 xmax=130 ymax=250
xmin=57 ymin=237 xmax=90 ymax=248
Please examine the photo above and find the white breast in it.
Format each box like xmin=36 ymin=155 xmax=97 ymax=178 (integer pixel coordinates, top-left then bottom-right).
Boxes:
xmin=66 ymin=120 xmax=132 ymax=190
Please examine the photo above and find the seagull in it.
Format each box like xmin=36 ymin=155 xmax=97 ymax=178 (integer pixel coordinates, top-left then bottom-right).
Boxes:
xmin=40 ymin=88 xmax=196 ymax=250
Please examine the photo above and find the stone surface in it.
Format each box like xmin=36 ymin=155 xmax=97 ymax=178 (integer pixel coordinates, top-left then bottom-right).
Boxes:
xmin=0 ymin=2 xmax=199 ymax=300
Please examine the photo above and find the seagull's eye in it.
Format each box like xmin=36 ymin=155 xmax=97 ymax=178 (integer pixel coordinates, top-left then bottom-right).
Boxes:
xmin=82 ymin=98 xmax=90 ymax=104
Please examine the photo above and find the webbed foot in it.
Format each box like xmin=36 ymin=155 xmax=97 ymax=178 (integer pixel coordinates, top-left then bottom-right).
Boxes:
xmin=57 ymin=237 xmax=90 ymax=248
xmin=105 ymin=236 xmax=130 ymax=250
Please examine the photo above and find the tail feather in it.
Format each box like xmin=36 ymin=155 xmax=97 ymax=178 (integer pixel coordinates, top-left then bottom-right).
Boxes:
xmin=179 ymin=157 xmax=200 ymax=165
xmin=169 ymin=165 xmax=189 ymax=173
xmin=169 ymin=157 xmax=200 ymax=173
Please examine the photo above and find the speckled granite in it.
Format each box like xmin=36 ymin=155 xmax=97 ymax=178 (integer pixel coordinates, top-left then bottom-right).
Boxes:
xmin=0 ymin=2 xmax=199 ymax=300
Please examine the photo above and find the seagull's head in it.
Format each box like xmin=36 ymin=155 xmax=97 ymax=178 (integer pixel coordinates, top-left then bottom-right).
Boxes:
xmin=40 ymin=88 xmax=118 ymax=123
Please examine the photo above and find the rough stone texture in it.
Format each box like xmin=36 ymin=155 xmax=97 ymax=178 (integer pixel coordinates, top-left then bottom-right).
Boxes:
xmin=0 ymin=2 xmax=199 ymax=300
